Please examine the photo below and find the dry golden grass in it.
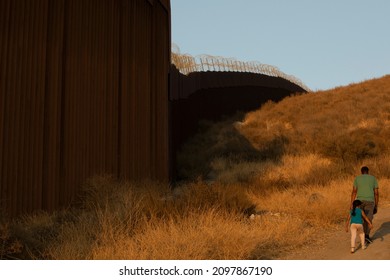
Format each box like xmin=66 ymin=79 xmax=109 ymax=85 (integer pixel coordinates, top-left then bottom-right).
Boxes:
xmin=2 ymin=75 xmax=390 ymax=260
xmin=238 ymin=75 xmax=390 ymax=168
xmin=46 ymin=177 xmax=321 ymax=260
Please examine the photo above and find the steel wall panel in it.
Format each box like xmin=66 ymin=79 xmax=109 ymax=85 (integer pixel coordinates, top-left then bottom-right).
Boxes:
xmin=118 ymin=0 xmax=134 ymax=179
xmin=43 ymin=0 xmax=65 ymax=212
xmin=0 ymin=0 xmax=11 ymax=215
xmin=2 ymin=0 xmax=18 ymax=215
xmin=119 ymin=0 xmax=169 ymax=181
xmin=134 ymin=0 xmax=152 ymax=179
xmin=0 ymin=0 xmax=49 ymax=215
xmin=157 ymin=0 xmax=170 ymax=12
xmin=0 ymin=0 xmax=171 ymax=217
xmin=152 ymin=2 xmax=170 ymax=180
xmin=60 ymin=0 xmax=122 ymax=206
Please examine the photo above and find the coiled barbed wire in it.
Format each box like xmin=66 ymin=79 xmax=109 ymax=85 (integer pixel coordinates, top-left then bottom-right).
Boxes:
xmin=171 ymin=43 xmax=310 ymax=92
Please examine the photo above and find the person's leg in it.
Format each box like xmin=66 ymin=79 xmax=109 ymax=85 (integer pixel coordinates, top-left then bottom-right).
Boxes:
xmin=357 ymin=224 xmax=366 ymax=249
xmin=350 ymin=224 xmax=357 ymax=253
xmin=361 ymin=201 xmax=375 ymax=239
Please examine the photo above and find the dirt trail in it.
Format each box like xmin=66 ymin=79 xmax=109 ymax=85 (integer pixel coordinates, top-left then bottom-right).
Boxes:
xmin=282 ymin=203 xmax=390 ymax=260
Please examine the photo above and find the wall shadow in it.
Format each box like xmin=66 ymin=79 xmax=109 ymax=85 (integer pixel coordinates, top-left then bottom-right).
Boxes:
xmin=173 ymin=115 xmax=287 ymax=182
xmin=169 ymin=65 xmax=305 ymax=180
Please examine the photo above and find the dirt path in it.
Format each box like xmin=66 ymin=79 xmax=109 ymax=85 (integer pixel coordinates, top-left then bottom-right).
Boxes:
xmin=282 ymin=203 xmax=390 ymax=260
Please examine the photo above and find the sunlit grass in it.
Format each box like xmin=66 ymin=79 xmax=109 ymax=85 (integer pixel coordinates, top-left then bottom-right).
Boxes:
xmin=2 ymin=75 xmax=390 ymax=260
xmin=45 ymin=176 xmax=320 ymax=260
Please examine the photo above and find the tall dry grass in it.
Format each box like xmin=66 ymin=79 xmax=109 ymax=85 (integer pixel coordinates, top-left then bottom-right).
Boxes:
xmin=0 ymin=176 xmax=324 ymax=260
xmin=2 ymin=75 xmax=390 ymax=260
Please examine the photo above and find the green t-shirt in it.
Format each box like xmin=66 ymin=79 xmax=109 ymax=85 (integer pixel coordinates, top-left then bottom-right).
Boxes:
xmin=353 ymin=174 xmax=378 ymax=202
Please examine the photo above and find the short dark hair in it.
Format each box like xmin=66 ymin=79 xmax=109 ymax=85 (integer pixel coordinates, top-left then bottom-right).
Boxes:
xmin=361 ymin=166 xmax=369 ymax=173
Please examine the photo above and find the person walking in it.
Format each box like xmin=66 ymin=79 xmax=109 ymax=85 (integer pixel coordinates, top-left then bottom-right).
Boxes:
xmin=350 ymin=166 xmax=379 ymax=244
xmin=346 ymin=199 xmax=373 ymax=253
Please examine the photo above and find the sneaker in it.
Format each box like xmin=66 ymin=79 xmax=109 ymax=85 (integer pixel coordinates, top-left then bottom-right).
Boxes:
xmin=365 ymin=237 xmax=373 ymax=244
xmin=351 ymin=247 xmax=355 ymax=253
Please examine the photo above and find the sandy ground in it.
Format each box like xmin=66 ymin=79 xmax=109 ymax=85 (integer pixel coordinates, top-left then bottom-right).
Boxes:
xmin=282 ymin=203 xmax=390 ymax=260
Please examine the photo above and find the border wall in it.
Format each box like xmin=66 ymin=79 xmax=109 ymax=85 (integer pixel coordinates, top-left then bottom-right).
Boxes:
xmin=169 ymin=65 xmax=307 ymax=179
xmin=0 ymin=0 xmax=171 ymax=217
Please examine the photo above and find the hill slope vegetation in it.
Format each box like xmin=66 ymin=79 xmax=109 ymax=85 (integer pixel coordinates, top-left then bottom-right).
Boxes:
xmin=2 ymin=75 xmax=390 ymax=260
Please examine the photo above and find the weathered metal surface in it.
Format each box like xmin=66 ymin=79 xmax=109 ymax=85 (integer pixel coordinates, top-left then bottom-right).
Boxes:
xmin=0 ymin=0 xmax=170 ymax=217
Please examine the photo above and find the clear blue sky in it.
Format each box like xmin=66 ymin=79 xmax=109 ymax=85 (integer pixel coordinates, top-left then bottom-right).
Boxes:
xmin=171 ymin=0 xmax=390 ymax=91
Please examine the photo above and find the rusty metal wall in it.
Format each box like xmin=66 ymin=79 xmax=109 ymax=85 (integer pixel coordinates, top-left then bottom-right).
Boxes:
xmin=0 ymin=0 xmax=170 ymax=217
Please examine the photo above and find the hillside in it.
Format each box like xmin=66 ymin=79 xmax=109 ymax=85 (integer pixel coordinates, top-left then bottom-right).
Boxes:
xmin=2 ymin=75 xmax=390 ymax=260
xmin=177 ymin=75 xmax=390 ymax=183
